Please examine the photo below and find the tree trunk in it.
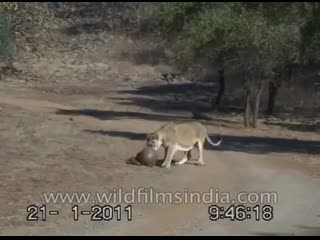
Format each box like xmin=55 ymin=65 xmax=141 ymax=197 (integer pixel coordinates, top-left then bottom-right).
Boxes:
xmin=286 ymin=63 xmax=293 ymax=88
xmin=252 ymin=82 xmax=265 ymax=128
xmin=244 ymin=88 xmax=252 ymax=128
xmin=135 ymin=2 xmax=141 ymax=29
xmin=287 ymin=65 xmax=292 ymax=82
xmin=266 ymin=81 xmax=278 ymax=116
xmin=100 ymin=3 xmax=106 ymax=30
xmin=212 ymin=68 xmax=225 ymax=110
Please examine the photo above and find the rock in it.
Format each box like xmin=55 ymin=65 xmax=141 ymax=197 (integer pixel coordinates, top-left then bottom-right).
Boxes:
xmin=135 ymin=147 xmax=157 ymax=167
xmin=127 ymin=147 xmax=157 ymax=167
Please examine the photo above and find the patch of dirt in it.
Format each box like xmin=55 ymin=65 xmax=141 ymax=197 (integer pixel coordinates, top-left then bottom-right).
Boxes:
xmin=0 ymin=31 xmax=320 ymax=235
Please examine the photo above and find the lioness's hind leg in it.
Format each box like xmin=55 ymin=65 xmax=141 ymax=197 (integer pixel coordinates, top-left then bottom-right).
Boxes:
xmin=196 ymin=141 xmax=205 ymax=166
xmin=175 ymin=150 xmax=191 ymax=166
xmin=187 ymin=150 xmax=192 ymax=160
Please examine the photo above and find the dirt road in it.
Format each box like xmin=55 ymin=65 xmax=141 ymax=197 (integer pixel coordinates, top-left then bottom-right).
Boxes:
xmin=0 ymin=87 xmax=319 ymax=236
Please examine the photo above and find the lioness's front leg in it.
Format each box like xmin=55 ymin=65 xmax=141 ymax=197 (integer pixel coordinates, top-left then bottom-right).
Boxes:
xmin=164 ymin=147 xmax=168 ymax=160
xmin=161 ymin=146 xmax=176 ymax=169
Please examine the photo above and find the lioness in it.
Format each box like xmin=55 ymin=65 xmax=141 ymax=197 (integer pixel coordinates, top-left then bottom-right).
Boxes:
xmin=146 ymin=121 xmax=222 ymax=169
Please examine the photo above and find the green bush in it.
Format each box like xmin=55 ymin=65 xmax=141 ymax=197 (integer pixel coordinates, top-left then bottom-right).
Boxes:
xmin=0 ymin=14 xmax=14 ymax=59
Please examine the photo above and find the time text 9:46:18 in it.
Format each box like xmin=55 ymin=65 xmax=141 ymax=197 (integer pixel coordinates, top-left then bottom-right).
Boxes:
xmin=208 ymin=205 xmax=273 ymax=221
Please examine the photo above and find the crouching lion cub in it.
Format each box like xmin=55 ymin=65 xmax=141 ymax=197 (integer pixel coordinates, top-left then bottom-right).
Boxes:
xmin=146 ymin=121 xmax=222 ymax=169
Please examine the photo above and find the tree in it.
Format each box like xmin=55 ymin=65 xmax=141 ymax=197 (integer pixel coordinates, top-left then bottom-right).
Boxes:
xmin=300 ymin=3 xmax=320 ymax=63
xmin=148 ymin=2 xmax=312 ymax=128
xmin=0 ymin=14 xmax=13 ymax=59
xmin=264 ymin=3 xmax=320 ymax=117
xmin=0 ymin=3 xmax=16 ymax=59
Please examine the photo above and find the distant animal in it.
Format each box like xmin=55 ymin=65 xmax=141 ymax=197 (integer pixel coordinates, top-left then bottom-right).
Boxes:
xmin=191 ymin=111 xmax=213 ymax=121
xmin=127 ymin=146 xmax=157 ymax=167
xmin=146 ymin=121 xmax=222 ymax=169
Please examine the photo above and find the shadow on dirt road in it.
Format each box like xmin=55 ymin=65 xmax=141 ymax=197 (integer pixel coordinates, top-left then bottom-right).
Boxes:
xmin=211 ymin=135 xmax=320 ymax=155
xmin=84 ymin=129 xmax=146 ymax=140
xmin=116 ymin=82 xmax=244 ymax=114
xmin=55 ymin=108 xmax=241 ymax=130
xmin=83 ymin=129 xmax=320 ymax=155
xmin=55 ymin=108 xmax=189 ymax=122
xmin=117 ymin=83 xmax=320 ymax=131
xmin=266 ymin=122 xmax=320 ymax=133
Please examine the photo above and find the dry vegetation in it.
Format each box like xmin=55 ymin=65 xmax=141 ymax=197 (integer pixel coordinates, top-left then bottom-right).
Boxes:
xmin=0 ymin=2 xmax=319 ymax=236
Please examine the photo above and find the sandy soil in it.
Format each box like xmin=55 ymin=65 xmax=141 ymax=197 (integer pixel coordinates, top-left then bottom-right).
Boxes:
xmin=0 ymin=34 xmax=319 ymax=236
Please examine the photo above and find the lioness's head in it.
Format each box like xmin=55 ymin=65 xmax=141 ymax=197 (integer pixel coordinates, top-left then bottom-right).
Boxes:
xmin=146 ymin=132 xmax=162 ymax=151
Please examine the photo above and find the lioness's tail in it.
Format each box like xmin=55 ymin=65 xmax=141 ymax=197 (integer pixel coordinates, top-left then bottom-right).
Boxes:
xmin=206 ymin=135 xmax=222 ymax=146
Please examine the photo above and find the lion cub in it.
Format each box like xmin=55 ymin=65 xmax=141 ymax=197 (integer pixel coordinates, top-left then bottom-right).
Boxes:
xmin=146 ymin=121 xmax=222 ymax=169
